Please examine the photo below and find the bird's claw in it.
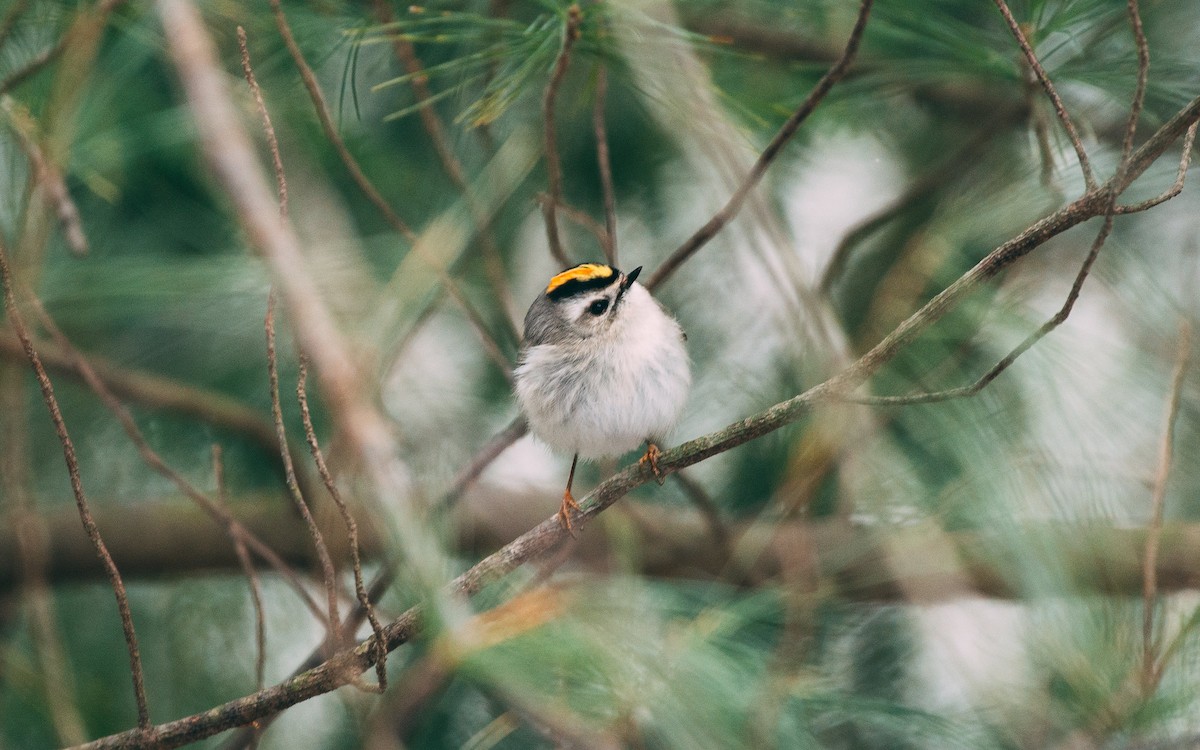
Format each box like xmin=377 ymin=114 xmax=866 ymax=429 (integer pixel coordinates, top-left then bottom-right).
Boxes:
xmin=557 ymin=489 xmax=581 ymax=537
xmin=639 ymin=443 xmax=665 ymax=485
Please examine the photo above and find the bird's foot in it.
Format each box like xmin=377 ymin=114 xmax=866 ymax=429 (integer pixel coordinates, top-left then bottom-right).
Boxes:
xmin=557 ymin=489 xmax=581 ymax=536
xmin=639 ymin=443 xmax=666 ymax=485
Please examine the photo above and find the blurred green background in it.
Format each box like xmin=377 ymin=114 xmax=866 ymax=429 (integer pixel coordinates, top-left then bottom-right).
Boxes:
xmin=2 ymin=0 xmax=1200 ymax=747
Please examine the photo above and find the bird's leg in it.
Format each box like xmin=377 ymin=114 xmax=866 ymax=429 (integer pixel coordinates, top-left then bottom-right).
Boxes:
xmin=558 ymin=453 xmax=581 ymax=535
xmin=639 ymin=442 xmax=665 ymax=485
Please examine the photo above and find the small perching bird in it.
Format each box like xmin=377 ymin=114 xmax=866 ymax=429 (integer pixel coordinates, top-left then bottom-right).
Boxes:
xmin=514 ymin=263 xmax=691 ymax=533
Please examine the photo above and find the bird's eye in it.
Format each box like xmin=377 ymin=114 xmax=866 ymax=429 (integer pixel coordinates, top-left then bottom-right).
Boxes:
xmin=588 ymin=299 xmax=610 ymax=316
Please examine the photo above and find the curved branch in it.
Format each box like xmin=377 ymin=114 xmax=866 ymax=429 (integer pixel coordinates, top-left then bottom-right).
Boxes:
xmin=266 ymin=0 xmax=414 ymax=240
xmin=646 ymin=0 xmax=874 ymax=291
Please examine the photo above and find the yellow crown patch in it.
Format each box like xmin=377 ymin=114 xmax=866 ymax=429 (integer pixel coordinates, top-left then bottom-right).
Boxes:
xmin=545 ymin=263 xmax=614 ymax=295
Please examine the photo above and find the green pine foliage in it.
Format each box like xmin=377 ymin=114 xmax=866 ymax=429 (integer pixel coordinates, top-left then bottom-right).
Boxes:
xmin=1 ymin=0 xmax=1199 ymax=748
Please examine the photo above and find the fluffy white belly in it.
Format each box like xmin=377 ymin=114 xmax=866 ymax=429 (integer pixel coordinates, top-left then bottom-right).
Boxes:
xmin=515 ymin=325 xmax=690 ymax=459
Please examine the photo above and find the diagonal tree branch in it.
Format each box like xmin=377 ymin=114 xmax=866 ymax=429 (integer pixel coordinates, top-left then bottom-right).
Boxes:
xmin=646 ymin=0 xmax=874 ymax=291
xmin=75 ymin=86 xmax=1200 ymax=750
xmin=847 ymin=0 xmax=1161 ymax=408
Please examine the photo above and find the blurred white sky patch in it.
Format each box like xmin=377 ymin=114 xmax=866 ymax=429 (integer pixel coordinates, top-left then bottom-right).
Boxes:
xmin=988 ymin=197 xmax=1199 ymax=524
xmin=910 ymin=599 xmax=1030 ymax=723
xmin=613 ymin=0 xmax=844 ymax=348
xmin=381 ymin=310 xmax=489 ymax=488
xmin=477 ymin=433 xmax=562 ymax=494
xmin=781 ymin=133 xmax=904 ymax=281
xmin=286 ymin=158 xmax=382 ymax=331
xmin=258 ymin=687 xmax=348 ymax=750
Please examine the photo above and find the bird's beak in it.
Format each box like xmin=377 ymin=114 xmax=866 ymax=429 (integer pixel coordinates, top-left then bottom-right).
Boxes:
xmin=621 ymin=266 xmax=642 ymax=291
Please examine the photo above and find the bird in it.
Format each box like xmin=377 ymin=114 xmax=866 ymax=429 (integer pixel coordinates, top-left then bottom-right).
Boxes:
xmin=514 ymin=262 xmax=691 ymax=533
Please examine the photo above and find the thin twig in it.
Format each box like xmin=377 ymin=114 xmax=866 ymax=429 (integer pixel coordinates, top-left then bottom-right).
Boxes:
xmin=240 ymin=19 xmax=349 ymax=499
xmin=0 ymin=238 xmax=151 ymax=731
xmin=534 ymin=192 xmax=609 ymax=254
xmin=1120 ymin=0 xmax=1150 ymax=171
xmin=1 ymin=97 xmax=88 ymax=255
xmin=26 ymin=295 xmax=329 ymax=622
xmin=370 ymin=0 xmax=521 ymax=340
xmin=991 ymin=0 xmax=1096 ymax=190
xmin=241 ymin=28 xmax=340 ymax=639
xmin=238 ymin=26 xmax=287 ymax=218
xmin=439 ymin=416 xmax=528 ymax=508
xmin=1141 ymin=320 xmax=1191 ymax=692
xmin=593 ymin=64 xmax=617 ymax=266
xmin=647 ymin=0 xmax=874 ymax=290
xmin=267 ymin=0 xmax=414 ymax=240
xmin=268 ymin=4 xmax=518 ymax=363
xmin=297 ymin=356 xmax=387 ymax=691
xmin=214 ymin=445 xmax=268 ymax=705
xmin=266 ymin=293 xmax=341 ymax=648
xmin=847 ymin=213 xmax=1115 ymax=406
xmin=1115 ymin=123 xmax=1197 ymax=214
xmin=1107 ymin=0 xmax=1151 ymax=215
xmin=541 ymin=4 xmax=583 ymax=268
